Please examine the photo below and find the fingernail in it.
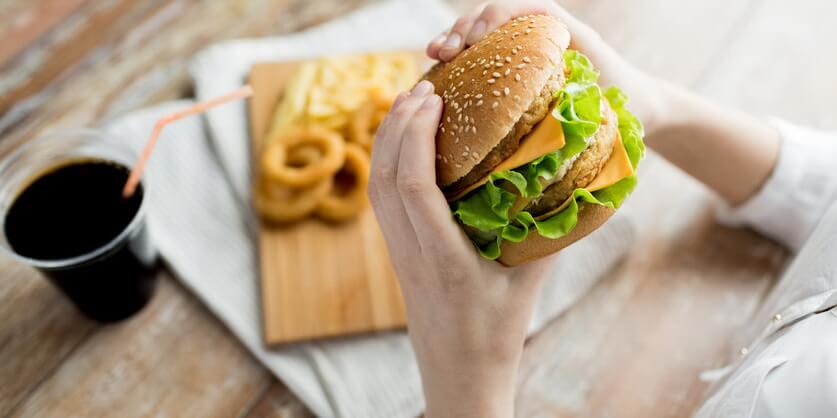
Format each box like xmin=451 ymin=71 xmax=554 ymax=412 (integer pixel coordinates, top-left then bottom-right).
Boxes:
xmin=421 ymin=94 xmax=441 ymax=109
xmin=443 ymin=32 xmax=461 ymax=49
xmin=467 ymin=20 xmax=486 ymax=44
xmin=431 ymin=33 xmax=447 ymax=46
xmin=412 ymin=80 xmax=434 ymax=96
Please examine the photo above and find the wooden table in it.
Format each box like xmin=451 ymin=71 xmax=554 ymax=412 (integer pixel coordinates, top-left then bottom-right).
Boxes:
xmin=2 ymin=0 xmax=834 ymax=416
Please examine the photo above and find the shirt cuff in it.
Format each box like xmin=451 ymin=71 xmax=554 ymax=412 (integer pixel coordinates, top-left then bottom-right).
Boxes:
xmin=715 ymin=118 xmax=837 ymax=252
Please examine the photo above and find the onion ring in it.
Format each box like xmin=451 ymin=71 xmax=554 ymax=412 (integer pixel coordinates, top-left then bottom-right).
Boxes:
xmin=254 ymin=175 xmax=333 ymax=224
xmin=255 ymin=146 xmax=333 ymax=224
xmin=315 ymin=143 xmax=370 ymax=222
xmin=262 ymin=127 xmax=345 ymax=187
xmin=348 ymin=95 xmax=392 ymax=150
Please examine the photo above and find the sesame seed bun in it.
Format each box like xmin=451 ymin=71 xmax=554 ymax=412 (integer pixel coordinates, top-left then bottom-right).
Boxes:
xmin=422 ymin=14 xmax=571 ymax=189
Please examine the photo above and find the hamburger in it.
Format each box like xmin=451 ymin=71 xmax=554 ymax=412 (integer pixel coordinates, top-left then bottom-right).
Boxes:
xmin=423 ymin=15 xmax=645 ymax=266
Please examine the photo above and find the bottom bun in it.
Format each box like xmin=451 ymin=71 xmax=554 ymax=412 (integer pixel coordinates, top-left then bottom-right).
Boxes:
xmin=497 ymin=203 xmax=616 ymax=266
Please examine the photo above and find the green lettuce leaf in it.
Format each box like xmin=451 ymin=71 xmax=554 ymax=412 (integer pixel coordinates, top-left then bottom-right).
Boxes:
xmin=604 ymin=87 xmax=645 ymax=169
xmin=563 ymin=50 xmax=599 ymax=84
xmin=451 ymin=51 xmax=645 ymax=260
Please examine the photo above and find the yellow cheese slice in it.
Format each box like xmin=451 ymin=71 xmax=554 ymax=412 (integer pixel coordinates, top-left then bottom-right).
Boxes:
xmin=533 ymin=131 xmax=634 ymax=221
xmin=584 ymin=132 xmax=633 ymax=191
xmin=446 ymin=115 xmax=566 ymax=201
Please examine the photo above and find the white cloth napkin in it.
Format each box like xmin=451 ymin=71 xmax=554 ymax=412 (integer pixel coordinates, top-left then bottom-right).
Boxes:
xmin=103 ymin=1 xmax=637 ymax=417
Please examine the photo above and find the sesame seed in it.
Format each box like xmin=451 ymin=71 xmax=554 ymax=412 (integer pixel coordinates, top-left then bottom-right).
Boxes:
xmin=493 ymin=72 xmax=502 ymax=78
xmin=505 ymin=57 xmax=512 ymax=63
xmin=487 ymin=78 xmax=496 ymax=84
xmin=495 ymin=54 xmax=501 ymax=60
xmin=440 ymin=127 xmax=446 ymax=133
xmin=471 ymin=152 xmax=479 ymax=159
xmin=436 ymin=154 xmax=442 ymax=160
xmin=484 ymin=63 xmax=491 ymax=69
xmin=442 ymin=157 xmax=447 ymax=163
xmin=446 ymin=117 xmax=451 ymax=122
xmin=515 ymin=74 xmax=521 ymax=81
xmin=455 ymin=163 xmax=462 ymax=168
xmin=504 ymin=87 xmax=510 ymax=96
xmin=482 ymin=70 xmax=488 ymax=75
xmin=511 ymin=49 xmax=518 ymax=55
xmin=505 ymin=68 xmax=511 ymax=76
xmin=492 ymin=101 xmax=499 ymax=109
xmin=462 ymin=152 xmax=469 ymax=157
xmin=457 ymin=114 xmax=462 ymax=121
xmin=517 ymin=64 xmax=526 ymax=69
xmin=476 ymin=100 xmax=484 ymax=106
xmin=475 ymin=94 xmax=483 ymax=99
xmin=471 ymin=126 xmax=477 ymax=133
xmin=525 ymin=29 xmax=532 ymax=34
xmin=495 ymin=62 xmax=504 ymax=67
xmin=452 ymin=124 xmax=459 ymax=130
xmin=465 ymin=145 xmax=470 ymax=151
xmin=493 ymin=90 xmax=501 ymax=96
xmin=458 ymin=81 xmax=464 ymax=87
xmin=523 ymin=56 xmax=532 ymax=63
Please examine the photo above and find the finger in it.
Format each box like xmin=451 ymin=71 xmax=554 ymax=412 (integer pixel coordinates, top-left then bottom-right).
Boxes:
xmin=426 ymin=31 xmax=447 ymax=61
xmin=438 ymin=13 xmax=479 ymax=62
xmin=369 ymin=82 xmax=435 ymax=260
xmin=396 ymin=93 xmax=473 ymax=257
xmin=466 ymin=3 xmax=508 ymax=45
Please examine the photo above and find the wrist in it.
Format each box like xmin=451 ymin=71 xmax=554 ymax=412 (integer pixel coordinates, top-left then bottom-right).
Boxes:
xmin=423 ymin=363 xmax=519 ymax=418
xmin=631 ymin=72 xmax=674 ymax=136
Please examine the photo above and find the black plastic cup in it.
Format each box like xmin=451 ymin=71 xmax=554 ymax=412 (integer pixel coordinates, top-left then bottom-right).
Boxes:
xmin=0 ymin=130 xmax=158 ymax=323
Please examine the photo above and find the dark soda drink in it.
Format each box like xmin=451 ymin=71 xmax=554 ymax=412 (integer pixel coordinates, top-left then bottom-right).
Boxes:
xmin=3 ymin=159 xmax=158 ymax=322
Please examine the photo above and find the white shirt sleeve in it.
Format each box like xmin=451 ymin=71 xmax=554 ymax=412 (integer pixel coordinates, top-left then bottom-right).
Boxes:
xmin=715 ymin=119 xmax=837 ymax=252
xmin=753 ymin=309 xmax=837 ymax=418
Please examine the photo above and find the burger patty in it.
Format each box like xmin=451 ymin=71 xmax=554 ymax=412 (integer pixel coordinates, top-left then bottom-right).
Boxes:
xmin=523 ymin=103 xmax=619 ymax=217
xmin=443 ymin=70 xmax=565 ymax=197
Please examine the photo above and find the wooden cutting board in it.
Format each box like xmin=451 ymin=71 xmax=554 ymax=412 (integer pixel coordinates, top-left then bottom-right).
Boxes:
xmin=248 ymin=53 xmax=427 ymax=345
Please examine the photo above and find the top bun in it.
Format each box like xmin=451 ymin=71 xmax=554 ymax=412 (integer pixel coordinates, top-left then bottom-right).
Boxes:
xmin=423 ymin=15 xmax=571 ymax=188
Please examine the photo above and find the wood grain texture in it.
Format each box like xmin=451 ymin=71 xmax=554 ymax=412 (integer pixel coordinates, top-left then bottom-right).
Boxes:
xmin=1 ymin=0 xmax=830 ymax=416
xmin=249 ymin=61 xmax=407 ymax=344
xmin=8 ymin=276 xmax=273 ymax=418
xmin=0 ymin=0 xmax=91 ymax=65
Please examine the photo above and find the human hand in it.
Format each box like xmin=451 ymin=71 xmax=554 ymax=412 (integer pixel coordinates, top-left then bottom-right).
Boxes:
xmin=427 ymin=0 xmax=665 ymax=133
xmin=368 ymin=80 xmax=555 ymax=418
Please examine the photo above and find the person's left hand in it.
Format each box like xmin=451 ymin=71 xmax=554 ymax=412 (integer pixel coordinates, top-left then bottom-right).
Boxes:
xmin=368 ymin=79 xmax=555 ymax=418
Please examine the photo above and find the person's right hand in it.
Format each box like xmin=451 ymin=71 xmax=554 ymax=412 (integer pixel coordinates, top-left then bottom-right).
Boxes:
xmin=427 ymin=0 xmax=664 ymax=133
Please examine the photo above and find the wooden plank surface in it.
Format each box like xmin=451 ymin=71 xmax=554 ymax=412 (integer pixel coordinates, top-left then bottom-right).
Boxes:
xmin=249 ymin=60 xmax=407 ymax=344
xmin=1 ymin=0 xmax=832 ymax=416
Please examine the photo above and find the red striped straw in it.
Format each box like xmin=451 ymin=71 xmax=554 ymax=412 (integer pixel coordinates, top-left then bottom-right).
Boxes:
xmin=122 ymin=85 xmax=254 ymax=198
